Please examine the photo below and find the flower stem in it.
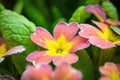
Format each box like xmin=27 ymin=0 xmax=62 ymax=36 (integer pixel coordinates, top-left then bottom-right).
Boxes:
xmin=98 ymin=47 xmax=116 ymax=66
xmin=91 ymin=46 xmax=101 ymax=64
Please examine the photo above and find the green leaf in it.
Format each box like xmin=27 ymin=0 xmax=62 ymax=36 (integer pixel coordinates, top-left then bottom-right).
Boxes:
xmin=78 ymin=0 xmax=100 ymax=6
xmin=102 ymin=1 xmax=119 ymax=20
xmin=110 ymin=26 xmax=120 ymax=35
xmin=85 ymin=0 xmax=100 ymax=5
xmin=23 ymin=0 xmax=49 ymax=30
xmin=69 ymin=6 xmax=90 ymax=23
xmin=72 ymin=50 xmax=95 ymax=80
xmin=51 ymin=6 xmax=63 ymax=20
xmin=13 ymin=0 xmax=24 ymax=14
xmin=0 ymin=56 xmax=19 ymax=77
xmin=0 ymin=9 xmax=40 ymax=74
xmin=0 ymin=4 xmax=5 ymax=12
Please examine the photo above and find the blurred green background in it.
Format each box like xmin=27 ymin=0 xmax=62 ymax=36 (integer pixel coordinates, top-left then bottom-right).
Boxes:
xmin=0 ymin=0 xmax=120 ymax=33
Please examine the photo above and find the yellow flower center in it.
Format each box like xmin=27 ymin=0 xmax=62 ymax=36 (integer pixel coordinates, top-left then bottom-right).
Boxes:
xmin=110 ymin=71 xmax=120 ymax=80
xmin=97 ymin=27 xmax=120 ymax=44
xmin=43 ymin=77 xmax=50 ymax=80
xmin=45 ymin=35 xmax=73 ymax=56
xmin=0 ymin=44 xmax=7 ymax=58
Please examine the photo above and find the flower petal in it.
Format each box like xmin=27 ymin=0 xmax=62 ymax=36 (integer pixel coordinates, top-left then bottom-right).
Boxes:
xmin=93 ymin=21 xmax=108 ymax=31
xmin=86 ymin=4 xmax=106 ymax=22
xmin=89 ymin=36 xmax=116 ymax=49
xmin=21 ymin=64 xmax=52 ymax=80
xmin=99 ymin=62 xmax=120 ymax=80
xmin=99 ymin=62 xmax=119 ymax=77
xmin=0 ymin=58 xmax=5 ymax=63
xmin=4 ymin=45 xmax=25 ymax=57
xmin=106 ymin=19 xmax=120 ymax=26
xmin=53 ymin=62 xmax=82 ymax=80
xmin=99 ymin=77 xmax=111 ymax=80
xmin=26 ymin=51 xmax=53 ymax=65
xmin=79 ymin=24 xmax=100 ymax=38
xmin=70 ymin=36 xmax=90 ymax=52
xmin=0 ymin=75 xmax=15 ymax=80
xmin=54 ymin=22 xmax=78 ymax=41
xmin=30 ymin=27 xmax=54 ymax=48
xmin=0 ymin=38 xmax=7 ymax=58
xmin=53 ymin=53 xmax=78 ymax=65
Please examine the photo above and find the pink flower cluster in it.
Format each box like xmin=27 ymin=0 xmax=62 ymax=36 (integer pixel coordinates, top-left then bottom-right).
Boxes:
xmin=21 ymin=4 xmax=120 ymax=80
xmin=21 ymin=62 xmax=82 ymax=80
xmin=27 ymin=21 xmax=120 ymax=66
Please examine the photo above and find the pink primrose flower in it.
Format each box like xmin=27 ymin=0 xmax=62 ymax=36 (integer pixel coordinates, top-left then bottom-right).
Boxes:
xmin=26 ymin=22 xmax=90 ymax=65
xmin=21 ymin=62 xmax=82 ymax=80
xmin=99 ymin=62 xmax=120 ymax=80
xmin=21 ymin=63 xmax=52 ymax=80
xmin=86 ymin=4 xmax=120 ymax=26
xmin=79 ymin=21 xmax=120 ymax=49
xmin=0 ymin=38 xmax=25 ymax=63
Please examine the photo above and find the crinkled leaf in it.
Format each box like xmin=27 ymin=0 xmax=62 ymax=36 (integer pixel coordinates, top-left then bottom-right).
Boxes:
xmin=102 ymin=1 xmax=119 ymax=20
xmin=69 ymin=6 xmax=90 ymax=23
xmin=72 ymin=50 xmax=95 ymax=80
xmin=0 ymin=9 xmax=40 ymax=74
xmin=110 ymin=26 xmax=120 ymax=35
